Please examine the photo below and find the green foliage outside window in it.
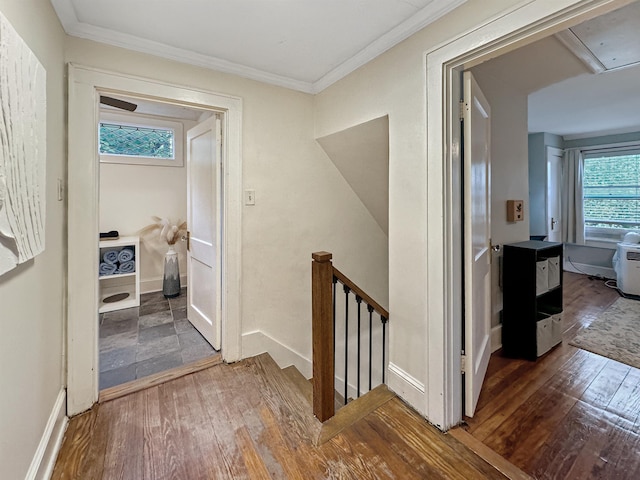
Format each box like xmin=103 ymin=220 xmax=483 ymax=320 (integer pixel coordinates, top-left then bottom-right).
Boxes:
xmin=99 ymin=123 xmax=174 ymax=159
xmin=584 ymin=154 xmax=640 ymax=231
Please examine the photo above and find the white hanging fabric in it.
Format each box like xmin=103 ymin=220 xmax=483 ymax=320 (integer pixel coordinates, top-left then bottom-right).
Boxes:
xmin=561 ymin=148 xmax=585 ymax=244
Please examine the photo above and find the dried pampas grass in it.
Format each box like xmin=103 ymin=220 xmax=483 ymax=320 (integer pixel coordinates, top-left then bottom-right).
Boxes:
xmin=140 ymin=216 xmax=187 ymax=245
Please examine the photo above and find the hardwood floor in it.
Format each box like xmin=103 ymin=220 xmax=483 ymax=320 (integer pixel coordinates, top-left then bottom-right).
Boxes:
xmin=53 ymin=354 xmax=509 ymax=479
xmin=465 ymin=272 xmax=640 ymax=479
xmin=53 ymin=271 xmax=639 ymax=479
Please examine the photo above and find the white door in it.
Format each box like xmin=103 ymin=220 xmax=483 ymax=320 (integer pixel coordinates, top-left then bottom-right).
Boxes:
xmin=462 ymin=71 xmax=492 ymax=417
xmin=187 ymin=115 xmax=222 ymax=350
xmin=546 ymin=147 xmax=563 ymax=242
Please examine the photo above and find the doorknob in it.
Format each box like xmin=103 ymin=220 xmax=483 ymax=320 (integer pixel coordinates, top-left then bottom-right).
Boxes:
xmin=489 ymin=240 xmax=500 ymax=264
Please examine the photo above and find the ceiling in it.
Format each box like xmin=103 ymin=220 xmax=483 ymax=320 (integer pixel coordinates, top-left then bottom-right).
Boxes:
xmin=55 ymin=0 xmax=640 ymax=138
xmin=473 ymin=1 xmax=640 ymax=139
xmin=100 ymin=94 xmax=205 ymax=121
xmin=51 ymin=0 xmax=465 ymax=94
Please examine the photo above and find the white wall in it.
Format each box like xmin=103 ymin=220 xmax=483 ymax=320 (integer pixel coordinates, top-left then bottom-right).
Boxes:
xmin=314 ymin=0 xmax=526 ymax=416
xmin=471 ymin=67 xmax=530 ymax=329
xmin=99 ymin=117 xmax=194 ymax=292
xmin=0 ymin=1 xmax=66 ymax=479
xmin=65 ymin=37 xmax=389 ymax=374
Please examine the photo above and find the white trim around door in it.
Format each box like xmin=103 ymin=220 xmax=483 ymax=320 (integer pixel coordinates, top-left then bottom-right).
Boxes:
xmin=424 ymin=0 xmax=632 ymax=430
xmin=67 ymin=64 xmax=243 ymax=416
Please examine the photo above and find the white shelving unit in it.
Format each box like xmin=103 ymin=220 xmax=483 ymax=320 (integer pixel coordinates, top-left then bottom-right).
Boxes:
xmin=98 ymin=236 xmax=140 ymax=313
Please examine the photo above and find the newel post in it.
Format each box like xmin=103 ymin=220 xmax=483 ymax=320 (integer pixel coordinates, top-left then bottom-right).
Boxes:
xmin=312 ymin=251 xmax=335 ymax=422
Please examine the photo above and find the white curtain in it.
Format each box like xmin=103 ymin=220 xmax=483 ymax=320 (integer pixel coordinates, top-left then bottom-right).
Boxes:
xmin=562 ymin=148 xmax=585 ymax=244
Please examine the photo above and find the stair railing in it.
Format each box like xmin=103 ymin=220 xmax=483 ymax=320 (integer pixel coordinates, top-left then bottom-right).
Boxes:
xmin=312 ymin=251 xmax=389 ymax=422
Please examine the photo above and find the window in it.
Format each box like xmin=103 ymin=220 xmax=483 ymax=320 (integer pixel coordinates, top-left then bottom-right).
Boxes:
xmin=583 ymin=146 xmax=640 ymax=242
xmin=100 ymin=123 xmax=174 ymax=158
xmin=98 ymin=112 xmax=184 ymax=167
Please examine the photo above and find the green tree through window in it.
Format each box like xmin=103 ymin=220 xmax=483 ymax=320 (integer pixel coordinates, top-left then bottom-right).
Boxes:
xmin=99 ymin=123 xmax=174 ymax=159
xmin=584 ymin=153 xmax=640 ymax=234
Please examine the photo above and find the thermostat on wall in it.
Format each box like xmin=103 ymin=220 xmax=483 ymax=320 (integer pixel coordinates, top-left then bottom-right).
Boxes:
xmin=506 ymin=200 xmax=524 ymax=222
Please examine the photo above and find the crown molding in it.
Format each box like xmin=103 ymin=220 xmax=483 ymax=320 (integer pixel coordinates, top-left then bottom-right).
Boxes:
xmin=311 ymin=0 xmax=467 ymax=93
xmin=562 ymin=125 xmax=640 ymax=141
xmin=52 ymin=0 xmax=467 ymax=94
xmin=51 ymin=0 xmax=314 ymax=92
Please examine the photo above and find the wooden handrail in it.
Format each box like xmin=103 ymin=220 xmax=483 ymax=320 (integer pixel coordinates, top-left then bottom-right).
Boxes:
xmin=332 ymin=267 xmax=389 ymax=320
xmin=312 ymin=251 xmax=335 ymax=422
xmin=312 ymin=251 xmax=389 ymax=423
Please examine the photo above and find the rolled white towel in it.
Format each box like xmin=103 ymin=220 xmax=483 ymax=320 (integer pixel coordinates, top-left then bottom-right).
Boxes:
xmin=118 ymin=260 xmax=135 ymax=274
xmin=103 ymin=250 xmax=118 ymax=265
xmin=118 ymin=247 xmax=134 ymax=263
xmin=99 ymin=262 xmax=117 ymax=276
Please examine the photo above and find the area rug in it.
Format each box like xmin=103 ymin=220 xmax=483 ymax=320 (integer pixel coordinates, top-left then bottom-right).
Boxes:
xmin=570 ymin=297 xmax=640 ymax=369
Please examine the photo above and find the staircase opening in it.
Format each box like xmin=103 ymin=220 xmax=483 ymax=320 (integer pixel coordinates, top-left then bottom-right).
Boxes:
xmin=312 ymin=252 xmax=390 ymax=423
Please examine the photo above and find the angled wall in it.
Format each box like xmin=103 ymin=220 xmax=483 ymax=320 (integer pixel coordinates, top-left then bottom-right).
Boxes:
xmin=317 ymin=116 xmax=389 ymax=234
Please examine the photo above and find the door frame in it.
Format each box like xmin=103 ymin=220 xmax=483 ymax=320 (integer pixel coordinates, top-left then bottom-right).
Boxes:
xmin=546 ymin=146 xmax=564 ymax=242
xmin=67 ymin=64 xmax=242 ymax=416
xmin=425 ymin=0 xmax=632 ymax=429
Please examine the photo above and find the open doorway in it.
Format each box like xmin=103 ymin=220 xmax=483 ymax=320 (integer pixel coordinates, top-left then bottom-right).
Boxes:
xmin=97 ymin=94 xmax=221 ymax=390
xmin=448 ymin=1 xmax=640 ymax=477
xmin=422 ymin=0 xmax=634 ymax=429
xmin=67 ymin=65 xmax=242 ymax=416
xmin=464 ymin=0 xmax=640 ymax=396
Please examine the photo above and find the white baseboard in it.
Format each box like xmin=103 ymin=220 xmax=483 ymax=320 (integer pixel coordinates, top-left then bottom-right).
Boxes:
xmin=140 ymin=274 xmax=188 ymax=294
xmin=242 ymin=331 xmax=390 ymax=401
xmin=563 ymin=261 xmax=615 ymax=279
xmin=241 ymin=330 xmax=312 ymax=378
xmin=387 ymin=362 xmax=426 ymax=416
xmin=26 ymin=389 xmax=68 ymax=480
xmin=491 ymin=325 xmax=502 ymax=353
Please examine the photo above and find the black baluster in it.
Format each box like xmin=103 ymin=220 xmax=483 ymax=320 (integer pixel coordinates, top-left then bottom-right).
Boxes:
xmin=381 ymin=315 xmax=388 ymax=384
xmin=356 ymin=296 xmax=362 ymax=398
xmin=368 ymin=304 xmax=374 ymax=391
xmin=332 ymin=276 xmax=337 ymax=358
xmin=344 ymin=284 xmax=350 ymax=405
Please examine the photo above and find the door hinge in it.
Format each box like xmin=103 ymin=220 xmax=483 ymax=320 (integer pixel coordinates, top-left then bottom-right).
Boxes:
xmin=461 ymin=354 xmax=467 ymax=374
xmin=459 ymin=100 xmax=466 ymax=120
xmin=216 ymin=113 xmax=223 ymax=143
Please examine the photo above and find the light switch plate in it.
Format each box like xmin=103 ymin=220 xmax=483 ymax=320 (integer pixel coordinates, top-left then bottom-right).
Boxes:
xmin=244 ymin=189 xmax=255 ymax=206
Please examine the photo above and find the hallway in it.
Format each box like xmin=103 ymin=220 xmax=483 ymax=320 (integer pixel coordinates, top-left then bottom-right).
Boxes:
xmin=54 ymin=354 xmax=508 ymax=480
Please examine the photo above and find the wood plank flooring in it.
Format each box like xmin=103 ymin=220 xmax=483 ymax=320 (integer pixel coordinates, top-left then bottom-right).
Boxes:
xmin=465 ymin=272 xmax=640 ymax=479
xmin=53 ymin=354 xmax=509 ymax=479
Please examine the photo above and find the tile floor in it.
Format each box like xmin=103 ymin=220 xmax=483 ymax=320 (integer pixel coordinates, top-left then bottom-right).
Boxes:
xmin=99 ymin=288 xmax=217 ymax=390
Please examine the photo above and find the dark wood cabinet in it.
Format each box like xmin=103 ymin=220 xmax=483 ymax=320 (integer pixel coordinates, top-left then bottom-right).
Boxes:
xmin=502 ymin=240 xmax=563 ymax=360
